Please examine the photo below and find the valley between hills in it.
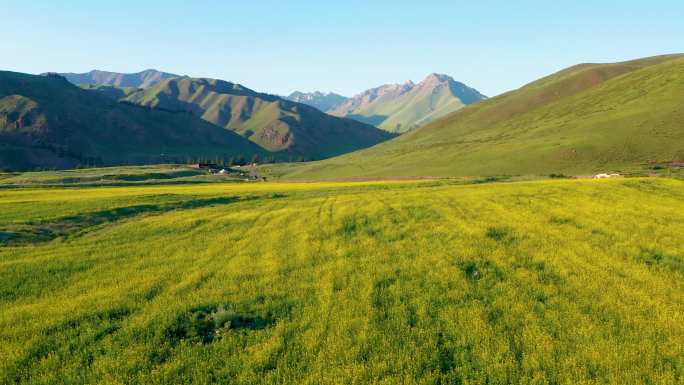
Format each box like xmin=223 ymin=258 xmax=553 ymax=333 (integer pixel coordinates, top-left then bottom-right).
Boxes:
xmin=2 ymin=53 xmax=684 ymax=385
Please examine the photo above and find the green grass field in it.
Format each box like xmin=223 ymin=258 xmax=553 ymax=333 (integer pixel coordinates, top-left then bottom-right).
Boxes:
xmin=1 ymin=177 xmax=683 ymax=384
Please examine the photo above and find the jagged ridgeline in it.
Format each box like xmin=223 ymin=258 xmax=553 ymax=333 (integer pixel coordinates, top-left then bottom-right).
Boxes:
xmin=286 ymin=91 xmax=348 ymax=112
xmin=327 ymin=74 xmax=486 ymax=133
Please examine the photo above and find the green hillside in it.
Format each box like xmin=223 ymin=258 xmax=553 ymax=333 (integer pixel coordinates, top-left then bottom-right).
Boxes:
xmin=280 ymin=54 xmax=684 ymax=179
xmin=0 ymin=72 xmax=264 ymax=170
xmin=124 ymin=78 xmax=394 ymax=159
xmin=328 ymin=74 xmax=486 ymax=133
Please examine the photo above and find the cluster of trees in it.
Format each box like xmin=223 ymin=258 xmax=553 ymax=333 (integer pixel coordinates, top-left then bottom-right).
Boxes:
xmin=32 ymin=141 xmax=104 ymax=168
xmin=184 ymin=154 xmax=270 ymax=167
xmin=7 ymin=147 xmax=320 ymax=172
xmin=184 ymin=153 xmax=318 ymax=167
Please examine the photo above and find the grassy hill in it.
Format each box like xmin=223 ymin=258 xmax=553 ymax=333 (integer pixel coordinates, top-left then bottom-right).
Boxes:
xmin=0 ymin=72 xmax=264 ymax=170
xmin=328 ymin=74 xmax=486 ymax=133
xmin=280 ymin=54 xmax=684 ymax=179
xmin=57 ymin=69 xmax=178 ymax=89
xmin=1 ymin=177 xmax=682 ymax=383
xmin=124 ymin=77 xmax=394 ymax=159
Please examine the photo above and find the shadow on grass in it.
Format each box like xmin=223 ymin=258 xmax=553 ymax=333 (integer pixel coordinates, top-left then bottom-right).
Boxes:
xmin=637 ymin=248 xmax=684 ymax=273
xmin=0 ymin=179 xmax=246 ymax=190
xmin=0 ymin=195 xmax=275 ymax=246
xmin=470 ymin=176 xmax=509 ymax=185
xmin=3 ymin=306 xmax=133 ymax=384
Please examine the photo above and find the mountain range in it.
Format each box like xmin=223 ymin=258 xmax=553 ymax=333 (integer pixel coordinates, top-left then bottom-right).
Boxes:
xmin=0 ymin=72 xmax=263 ymax=170
xmin=60 ymin=70 xmax=485 ymax=135
xmin=0 ymin=71 xmax=393 ymax=170
xmin=278 ymin=54 xmax=684 ymax=179
xmin=107 ymin=77 xmax=392 ymax=159
xmin=286 ymin=91 xmax=348 ymax=112
xmin=328 ymin=74 xmax=486 ymax=133
xmin=289 ymin=74 xmax=486 ymax=133
xmin=5 ymin=54 xmax=684 ymax=175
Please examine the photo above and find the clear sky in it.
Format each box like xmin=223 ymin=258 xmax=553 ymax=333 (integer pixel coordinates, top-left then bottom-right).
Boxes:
xmin=3 ymin=0 xmax=683 ymax=97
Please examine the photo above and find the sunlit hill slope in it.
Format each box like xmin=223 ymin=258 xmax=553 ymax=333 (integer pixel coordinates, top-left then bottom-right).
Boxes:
xmin=279 ymin=54 xmax=684 ymax=179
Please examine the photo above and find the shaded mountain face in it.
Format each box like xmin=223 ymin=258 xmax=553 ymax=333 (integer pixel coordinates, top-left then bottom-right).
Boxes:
xmin=55 ymin=69 xmax=179 ymax=89
xmin=286 ymin=91 xmax=348 ymax=112
xmin=80 ymin=84 xmax=139 ymax=100
xmin=279 ymin=54 xmax=684 ymax=179
xmin=123 ymin=77 xmax=394 ymax=159
xmin=328 ymin=74 xmax=486 ymax=133
xmin=0 ymin=72 xmax=264 ymax=170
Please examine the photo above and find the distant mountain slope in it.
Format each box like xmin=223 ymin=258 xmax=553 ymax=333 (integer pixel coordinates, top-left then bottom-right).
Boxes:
xmin=286 ymin=91 xmax=348 ymax=112
xmin=279 ymin=54 xmax=684 ymax=179
xmin=124 ymin=77 xmax=394 ymax=159
xmin=55 ymin=69 xmax=179 ymax=89
xmin=328 ymin=74 xmax=486 ymax=133
xmin=0 ymin=72 xmax=263 ymax=170
xmin=80 ymin=84 xmax=139 ymax=100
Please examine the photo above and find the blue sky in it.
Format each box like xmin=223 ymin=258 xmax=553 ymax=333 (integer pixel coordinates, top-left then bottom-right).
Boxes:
xmin=3 ymin=1 xmax=683 ymax=97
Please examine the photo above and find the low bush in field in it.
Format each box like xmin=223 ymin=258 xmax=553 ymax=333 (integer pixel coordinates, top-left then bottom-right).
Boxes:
xmin=485 ymin=226 xmax=517 ymax=244
xmin=167 ymin=305 xmax=273 ymax=344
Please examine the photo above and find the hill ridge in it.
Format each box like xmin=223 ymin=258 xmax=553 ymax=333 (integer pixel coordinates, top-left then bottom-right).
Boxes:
xmin=54 ymin=69 xmax=180 ymax=89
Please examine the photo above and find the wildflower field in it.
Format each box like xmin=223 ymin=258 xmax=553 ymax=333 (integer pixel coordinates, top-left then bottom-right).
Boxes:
xmin=0 ymin=177 xmax=682 ymax=384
